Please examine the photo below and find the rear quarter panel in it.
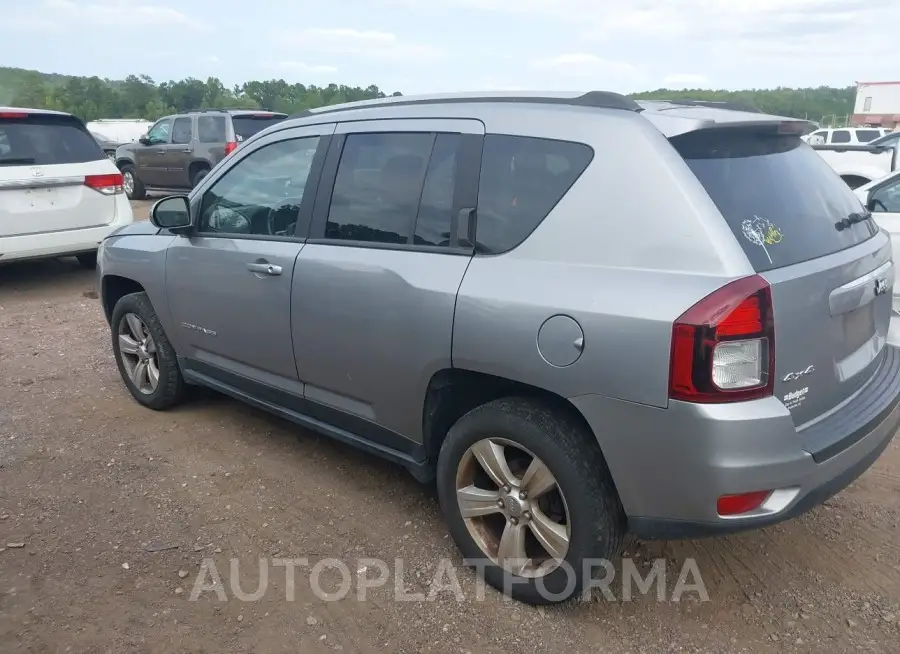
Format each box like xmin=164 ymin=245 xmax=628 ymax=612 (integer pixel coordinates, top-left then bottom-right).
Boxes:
xmin=453 ymin=106 xmax=755 ymax=409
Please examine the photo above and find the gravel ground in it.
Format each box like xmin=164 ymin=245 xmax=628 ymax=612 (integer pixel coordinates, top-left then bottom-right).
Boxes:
xmin=0 ymin=200 xmax=898 ymax=653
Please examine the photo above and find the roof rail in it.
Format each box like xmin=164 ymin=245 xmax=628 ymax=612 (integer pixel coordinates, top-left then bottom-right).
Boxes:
xmin=287 ymin=90 xmax=641 ymax=120
xmin=653 ymin=99 xmax=761 ymax=113
xmin=185 ymin=108 xmax=229 ymax=113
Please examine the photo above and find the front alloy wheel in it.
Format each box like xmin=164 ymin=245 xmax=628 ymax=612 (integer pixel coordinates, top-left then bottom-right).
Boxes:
xmin=117 ymin=313 xmax=159 ymax=394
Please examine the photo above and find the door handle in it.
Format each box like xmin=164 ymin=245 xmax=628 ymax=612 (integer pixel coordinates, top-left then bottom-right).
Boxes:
xmin=180 ymin=149 xmax=192 ymax=154
xmin=156 ymin=150 xmax=167 ymax=155
xmin=247 ymin=262 xmax=282 ymax=276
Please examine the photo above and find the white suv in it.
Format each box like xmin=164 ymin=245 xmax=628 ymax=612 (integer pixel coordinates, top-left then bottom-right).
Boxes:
xmin=0 ymin=107 xmax=133 ymax=267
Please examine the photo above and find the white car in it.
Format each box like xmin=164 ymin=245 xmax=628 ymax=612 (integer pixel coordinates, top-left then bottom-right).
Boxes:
xmin=1 ymin=107 xmax=133 ymax=267
xmin=803 ymin=127 xmax=891 ymax=145
xmin=855 ymin=171 xmax=900 ymax=315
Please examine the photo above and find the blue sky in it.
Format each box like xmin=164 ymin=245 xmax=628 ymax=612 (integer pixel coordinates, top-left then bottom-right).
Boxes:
xmin=3 ymin=0 xmax=900 ymax=94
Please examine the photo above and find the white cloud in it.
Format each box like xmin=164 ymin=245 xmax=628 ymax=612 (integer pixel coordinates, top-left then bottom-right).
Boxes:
xmin=663 ymin=74 xmax=710 ymax=88
xmin=531 ymin=54 xmax=636 ymax=77
xmin=273 ymin=27 xmax=443 ymax=62
xmin=275 ymin=61 xmax=340 ymax=74
xmin=44 ymin=0 xmax=202 ymax=29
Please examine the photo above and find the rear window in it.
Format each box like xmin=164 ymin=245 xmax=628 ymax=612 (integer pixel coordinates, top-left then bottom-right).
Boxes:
xmin=0 ymin=113 xmax=104 ymax=165
xmin=231 ymin=114 xmax=287 ymax=141
xmin=674 ymin=129 xmax=878 ymax=272
xmin=855 ymin=129 xmax=882 ymax=142
xmin=831 ymin=130 xmax=851 ymax=143
xmin=476 ymin=135 xmax=593 ymax=253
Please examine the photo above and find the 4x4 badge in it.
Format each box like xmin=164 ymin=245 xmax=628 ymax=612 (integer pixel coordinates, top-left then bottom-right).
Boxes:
xmin=783 ymin=365 xmax=815 ymax=383
xmin=875 ymin=278 xmax=888 ymax=296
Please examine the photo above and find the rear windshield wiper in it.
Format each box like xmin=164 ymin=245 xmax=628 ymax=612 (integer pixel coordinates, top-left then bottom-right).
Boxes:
xmin=835 ymin=211 xmax=873 ymax=231
xmin=0 ymin=157 xmax=37 ymax=166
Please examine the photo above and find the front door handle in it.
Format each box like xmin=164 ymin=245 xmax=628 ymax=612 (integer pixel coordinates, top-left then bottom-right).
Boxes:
xmin=156 ymin=150 xmax=167 ymax=155
xmin=180 ymin=149 xmax=192 ymax=154
xmin=247 ymin=262 xmax=282 ymax=276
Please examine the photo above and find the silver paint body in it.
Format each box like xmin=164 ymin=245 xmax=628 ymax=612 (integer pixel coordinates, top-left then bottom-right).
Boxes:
xmin=98 ymin=93 xmax=900 ymax=531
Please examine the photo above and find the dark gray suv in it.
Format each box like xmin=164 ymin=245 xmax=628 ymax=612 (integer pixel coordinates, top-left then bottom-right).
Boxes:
xmin=97 ymin=91 xmax=900 ymax=604
xmin=114 ymin=109 xmax=287 ymax=199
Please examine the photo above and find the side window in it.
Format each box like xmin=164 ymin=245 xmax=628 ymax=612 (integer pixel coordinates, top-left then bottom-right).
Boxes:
xmin=807 ymin=130 xmax=826 ymax=145
xmin=870 ymin=178 xmax=900 ymax=213
xmin=476 ymin=135 xmax=594 ymax=253
xmin=326 ymin=132 xmax=434 ymax=244
xmin=172 ymin=117 xmax=193 ymax=145
xmin=198 ymin=116 xmax=227 ymax=143
xmin=414 ymin=134 xmax=460 ymax=246
xmin=147 ymin=119 xmax=171 ymax=144
xmin=198 ymin=136 xmax=320 ymax=237
xmin=831 ymin=130 xmax=851 ymax=144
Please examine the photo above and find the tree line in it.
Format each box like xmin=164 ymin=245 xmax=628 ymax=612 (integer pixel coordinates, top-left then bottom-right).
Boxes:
xmin=1 ymin=66 xmax=855 ymax=125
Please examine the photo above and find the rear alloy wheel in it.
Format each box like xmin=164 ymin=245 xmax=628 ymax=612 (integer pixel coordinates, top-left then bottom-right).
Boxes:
xmin=437 ymin=398 xmax=625 ymax=605
xmin=456 ymin=438 xmax=571 ymax=577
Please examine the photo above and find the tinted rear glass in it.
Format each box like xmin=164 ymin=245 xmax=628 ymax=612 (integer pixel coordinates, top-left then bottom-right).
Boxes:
xmin=476 ymin=135 xmax=593 ymax=253
xmin=674 ymin=129 xmax=878 ymax=272
xmin=231 ymin=115 xmax=287 ymax=141
xmin=855 ymin=129 xmax=882 ymax=142
xmin=0 ymin=114 xmax=104 ymax=165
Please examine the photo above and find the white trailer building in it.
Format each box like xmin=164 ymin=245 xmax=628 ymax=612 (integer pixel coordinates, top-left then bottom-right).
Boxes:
xmin=852 ymin=81 xmax=900 ymax=129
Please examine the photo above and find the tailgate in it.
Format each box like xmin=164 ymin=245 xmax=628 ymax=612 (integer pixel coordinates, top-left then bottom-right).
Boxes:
xmin=0 ymin=112 xmax=117 ymax=238
xmin=674 ymin=126 xmax=892 ymax=427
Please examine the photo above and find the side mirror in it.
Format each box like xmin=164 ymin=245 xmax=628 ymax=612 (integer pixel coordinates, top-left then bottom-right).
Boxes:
xmin=150 ymin=195 xmax=191 ymax=232
xmin=139 ymin=135 xmax=151 ymax=145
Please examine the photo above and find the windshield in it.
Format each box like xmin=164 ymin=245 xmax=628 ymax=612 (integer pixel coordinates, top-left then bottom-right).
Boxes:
xmin=673 ymin=128 xmax=878 ymax=272
xmin=0 ymin=114 xmax=104 ymax=165
xmin=231 ymin=114 xmax=287 ymax=141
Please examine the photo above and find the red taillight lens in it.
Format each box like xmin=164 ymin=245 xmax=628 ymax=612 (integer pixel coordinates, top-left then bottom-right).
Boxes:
xmin=224 ymin=141 xmax=237 ymax=155
xmin=717 ymin=490 xmax=771 ymax=516
xmin=669 ymin=275 xmax=775 ymax=403
xmin=84 ymin=173 xmax=124 ymax=195
xmin=0 ymin=111 xmax=28 ymax=119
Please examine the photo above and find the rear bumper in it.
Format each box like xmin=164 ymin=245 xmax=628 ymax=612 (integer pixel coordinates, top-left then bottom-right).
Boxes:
xmin=0 ymin=196 xmax=133 ymax=263
xmin=570 ymin=346 xmax=900 ymax=539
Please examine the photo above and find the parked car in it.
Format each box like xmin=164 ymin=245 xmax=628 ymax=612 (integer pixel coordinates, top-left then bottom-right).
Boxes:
xmin=854 ymin=170 xmax=900 ymax=314
xmin=91 ymin=130 xmax=122 ymax=161
xmin=86 ymin=118 xmax=152 ymax=144
xmin=1 ymin=107 xmax=133 ymax=267
xmin=810 ymin=137 xmax=900 ymax=189
xmin=114 ymin=109 xmax=288 ymax=200
xmin=803 ymin=126 xmax=891 ymax=145
xmin=97 ymin=92 xmax=900 ymax=604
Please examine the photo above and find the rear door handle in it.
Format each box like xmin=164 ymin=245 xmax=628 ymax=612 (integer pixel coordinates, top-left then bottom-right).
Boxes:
xmin=156 ymin=150 xmax=167 ymax=155
xmin=247 ymin=262 xmax=282 ymax=276
xmin=180 ymin=149 xmax=192 ymax=154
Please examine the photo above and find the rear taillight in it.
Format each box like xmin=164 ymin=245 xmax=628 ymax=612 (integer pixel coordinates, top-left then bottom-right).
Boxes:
xmin=224 ymin=141 xmax=237 ymax=155
xmin=84 ymin=173 xmax=124 ymax=195
xmin=669 ymin=275 xmax=775 ymax=403
xmin=0 ymin=111 xmax=28 ymax=119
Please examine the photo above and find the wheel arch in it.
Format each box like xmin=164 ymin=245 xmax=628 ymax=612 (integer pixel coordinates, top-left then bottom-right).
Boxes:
xmin=421 ymin=368 xmax=618 ymax=489
xmin=101 ymin=275 xmax=146 ymax=324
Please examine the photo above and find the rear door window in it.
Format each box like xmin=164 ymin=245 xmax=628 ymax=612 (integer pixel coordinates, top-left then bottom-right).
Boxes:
xmin=172 ymin=117 xmax=193 ymax=145
xmin=0 ymin=113 xmax=104 ymax=165
xmin=476 ymin=135 xmax=593 ymax=253
xmin=231 ymin=114 xmax=288 ymax=141
xmin=674 ymin=128 xmax=878 ymax=272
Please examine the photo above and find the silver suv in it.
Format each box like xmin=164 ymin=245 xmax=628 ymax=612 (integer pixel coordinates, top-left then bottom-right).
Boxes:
xmin=98 ymin=91 xmax=900 ymax=604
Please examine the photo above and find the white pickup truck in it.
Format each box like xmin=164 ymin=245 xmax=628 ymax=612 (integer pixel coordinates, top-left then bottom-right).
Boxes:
xmin=811 ymin=131 xmax=900 ymax=189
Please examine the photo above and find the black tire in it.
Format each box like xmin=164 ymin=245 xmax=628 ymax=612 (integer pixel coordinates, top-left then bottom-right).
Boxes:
xmin=111 ymin=292 xmax=186 ymax=410
xmin=75 ymin=252 xmax=97 ymax=268
xmin=191 ymin=166 xmax=210 ymax=188
xmin=121 ymin=164 xmax=146 ymax=200
xmin=437 ymin=397 xmax=625 ymax=605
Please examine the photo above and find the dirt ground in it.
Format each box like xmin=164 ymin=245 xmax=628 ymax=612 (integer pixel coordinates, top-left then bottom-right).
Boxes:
xmin=1 ymin=200 xmax=899 ymax=653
